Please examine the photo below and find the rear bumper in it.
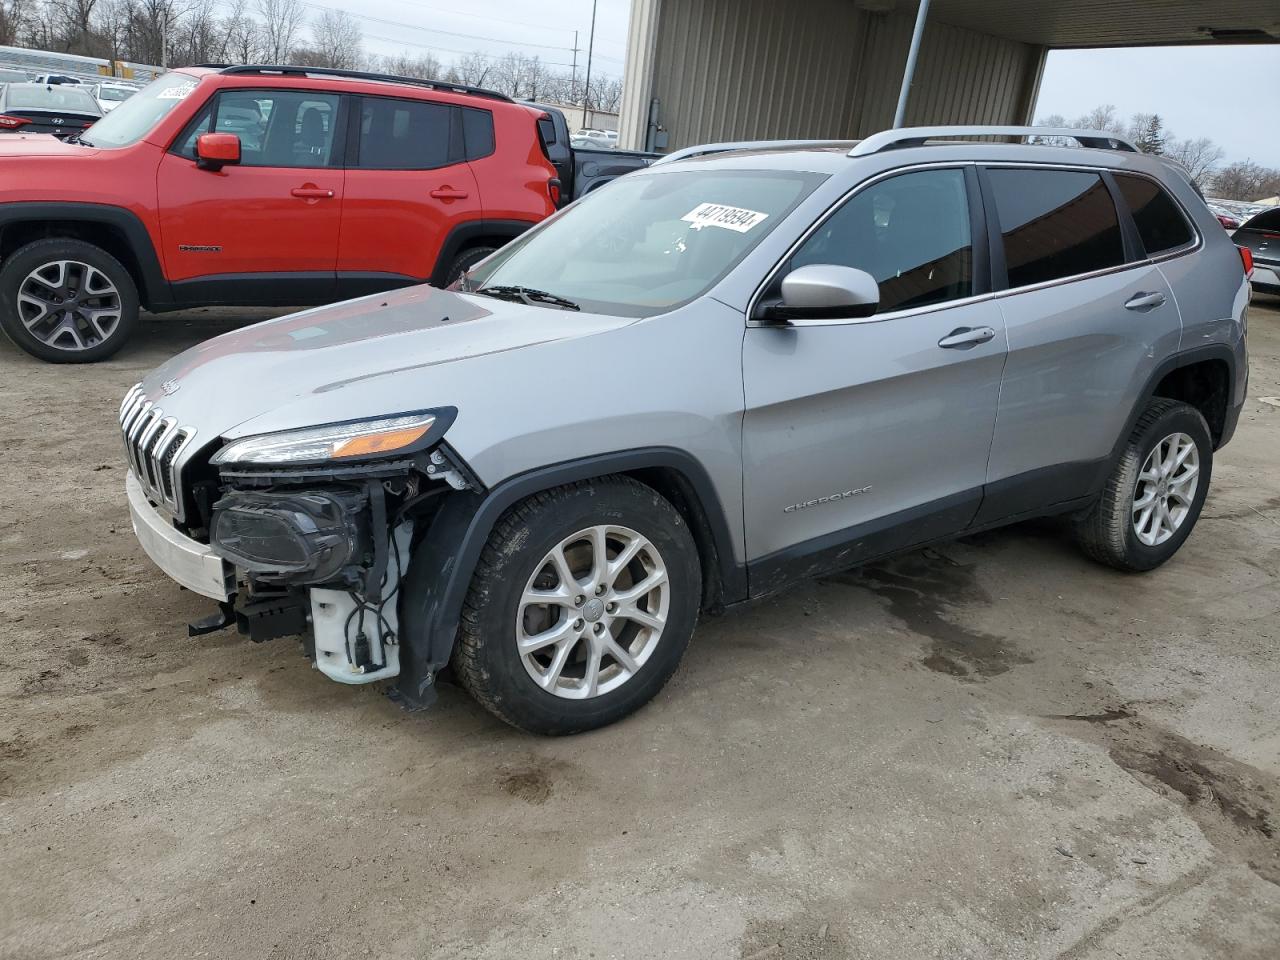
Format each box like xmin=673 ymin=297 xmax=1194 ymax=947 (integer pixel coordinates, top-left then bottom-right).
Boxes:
xmin=126 ymin=471 xmax=234 ymax=601
xmin=1251 ymin=262 xmax=1280 ymax=292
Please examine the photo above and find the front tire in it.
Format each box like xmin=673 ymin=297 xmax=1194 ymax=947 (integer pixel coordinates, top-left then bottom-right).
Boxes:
xmin=1074 ymin=398 xmax=1213 ymax=572
xmin=453 ymin=477 xmax=702 ymax=735
xmin=0 ymin=238 xmax=140 ymax=363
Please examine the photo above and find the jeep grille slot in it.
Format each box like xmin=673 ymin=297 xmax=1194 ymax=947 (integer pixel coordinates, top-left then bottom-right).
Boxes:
xmin=119 ymin=385 xmax=194 ymax=519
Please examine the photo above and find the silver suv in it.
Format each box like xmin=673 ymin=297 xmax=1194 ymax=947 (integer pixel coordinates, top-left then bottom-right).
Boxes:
xmin=121 ymin=125 xmax=1251 ymax=734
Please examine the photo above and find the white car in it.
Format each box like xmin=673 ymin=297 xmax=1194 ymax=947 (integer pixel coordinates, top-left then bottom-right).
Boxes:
xmin=90 ymin=82 xmax=138 ymax=113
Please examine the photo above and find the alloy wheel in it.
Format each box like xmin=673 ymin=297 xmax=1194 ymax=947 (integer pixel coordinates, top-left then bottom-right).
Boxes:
xmin=517 ymin=525 xmax=670 ymax=699
xmin=16 ymin=260 xmax=123 ymax=352
xmin=1132 ymin=432 xmax=1200 ymax=546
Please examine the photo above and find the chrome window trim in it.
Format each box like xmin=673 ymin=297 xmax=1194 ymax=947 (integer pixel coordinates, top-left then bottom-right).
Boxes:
xmin=747 ymin=161 xmax=982 ymax=329
xmin=747 ymin=159 xmax=1203 ymax=330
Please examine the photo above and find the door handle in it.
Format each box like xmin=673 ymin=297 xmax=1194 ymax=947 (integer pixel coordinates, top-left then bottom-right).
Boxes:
xmin=1125 ymin=291 xmax=1167 ymax=311
xmin=429 ymin=187 xmax=470 ymax=201
xmin=291 ymin=186 xmax=334 ymax=199
xmin=938 ymin=326 xmax=996 ymax=349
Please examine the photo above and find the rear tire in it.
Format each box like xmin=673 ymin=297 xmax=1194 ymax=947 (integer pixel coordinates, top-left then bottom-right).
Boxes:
xmin=444 ymin=246 xmax=497 ymax=287
xmin=1074 ymin=398 xmax=1212 ymax=572
xmin=452 ymin=476 xmax=701 ymax=735
xmin=0 ymin=238 xmax=140 ymax=363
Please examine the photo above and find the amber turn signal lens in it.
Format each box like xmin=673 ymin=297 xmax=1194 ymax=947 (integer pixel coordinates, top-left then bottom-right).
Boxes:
xmin=332 ymin=425 xmax=432 ymax=459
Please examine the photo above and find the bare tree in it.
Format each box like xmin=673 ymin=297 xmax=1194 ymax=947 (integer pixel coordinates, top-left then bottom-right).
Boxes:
xmin=451 ymin=50 xmax=492 ymax=87
xmin=1073 ymin=104 xmax=1126 ymax=136
xmin=1166 ymin=136 xmax=1225 ymax=188
xmin=257 ymin=0 xmax=302 ymax=63
xmin=310 ymin=8 xmax=360 ymax=70
xmin=377 ymin=52 xmax=443 ymax=80
xmin=221 ymin=0 xmax=260 ymax=64
xmin=1212 ymin=160 xmax=1280 ymax=203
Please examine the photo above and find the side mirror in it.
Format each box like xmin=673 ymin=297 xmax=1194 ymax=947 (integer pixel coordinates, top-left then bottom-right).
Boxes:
xmin=196 ymin=132 xmax=241 ymax=171
xmin=756 ymin=264 xmax=880 ymax=323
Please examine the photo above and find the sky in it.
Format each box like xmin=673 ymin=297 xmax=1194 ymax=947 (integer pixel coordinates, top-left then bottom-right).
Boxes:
xmin=1035 ymin=45 xmax=1277 ymax=165
xmin=234 ymin=2 xmax=1275 ymax=167
xmin=289 ymin=0 xmax=633 ymax=80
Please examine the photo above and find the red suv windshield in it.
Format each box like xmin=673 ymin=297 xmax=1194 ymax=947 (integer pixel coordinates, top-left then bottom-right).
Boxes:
xmin=83 ymin=72 xmax=200 ymax=148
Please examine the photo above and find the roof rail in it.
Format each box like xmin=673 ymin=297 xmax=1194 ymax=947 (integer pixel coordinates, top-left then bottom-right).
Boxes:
xmin=849 ymin=126 xmax=1139 ymax=157
xmin=204 ymin=64 xmax=513 ymax=103
xmin=652 ymin=139 xmax=857 ymax=166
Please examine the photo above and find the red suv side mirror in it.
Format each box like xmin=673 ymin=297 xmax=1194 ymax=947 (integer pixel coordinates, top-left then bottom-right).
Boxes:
xmin=196 ymin=133 xmax=241 ymax=172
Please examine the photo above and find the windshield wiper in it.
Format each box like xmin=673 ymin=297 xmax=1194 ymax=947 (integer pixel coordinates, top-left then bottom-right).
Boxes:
xmin=65 ymin=135 xmax=94 ymax=147
xmin=474 ymin=285 xmax=580 ymax=312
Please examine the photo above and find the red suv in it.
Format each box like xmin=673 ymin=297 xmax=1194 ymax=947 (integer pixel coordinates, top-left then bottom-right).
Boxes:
xmin=0 ymin=65 xmax=558 ymax=362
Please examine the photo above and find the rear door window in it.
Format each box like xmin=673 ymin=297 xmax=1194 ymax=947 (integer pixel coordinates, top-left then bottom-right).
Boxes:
xmin=987 ymin=168 xmax=1125 ymax=288
xmin=356 ymin=96 xmax=452 ymax=169
xmin=1113 ymin=174 xmax=1194 ymax=256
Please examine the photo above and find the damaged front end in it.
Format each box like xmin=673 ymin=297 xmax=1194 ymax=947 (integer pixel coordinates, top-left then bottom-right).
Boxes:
xmin=164 ymin=407 xmax=479 ymax=708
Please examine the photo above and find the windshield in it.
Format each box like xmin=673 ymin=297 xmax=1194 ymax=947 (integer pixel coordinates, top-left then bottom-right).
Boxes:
xmin=464 ymin=168 xmax=825 ymax=316
xmin=98 ymin=87 xmax=134 ymax=102
xmin=82 ymin=72 xmax=199 ymax=148
xmin=9 ymin=85 xmax=98 ymax=111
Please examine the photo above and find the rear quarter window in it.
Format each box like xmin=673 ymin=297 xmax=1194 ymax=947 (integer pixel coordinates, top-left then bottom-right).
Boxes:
xmin=1113 ymin=174 xmax=1194 ymax=256
xmin=462 ymin=108 xmax=495 ymax=160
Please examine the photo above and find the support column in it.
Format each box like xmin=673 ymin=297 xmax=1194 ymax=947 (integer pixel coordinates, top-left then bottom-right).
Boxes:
xmin=618 ymin=0 xmax=662 ymax=151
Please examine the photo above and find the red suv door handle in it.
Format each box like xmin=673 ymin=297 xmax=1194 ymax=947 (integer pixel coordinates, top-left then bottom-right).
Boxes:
xmin=291 ymin=186 xmax=334 ymax=199
xmin=430 ymin=187 xmax=470 ymax=201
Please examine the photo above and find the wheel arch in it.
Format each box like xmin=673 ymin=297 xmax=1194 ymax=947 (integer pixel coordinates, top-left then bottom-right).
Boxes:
xmin=395 ymin=447 xmax=746 ymax=708
xmin=0 ymin=203 xmax=170 ymax=311
xmin=428 ymin=219 xmax=539 ymax=287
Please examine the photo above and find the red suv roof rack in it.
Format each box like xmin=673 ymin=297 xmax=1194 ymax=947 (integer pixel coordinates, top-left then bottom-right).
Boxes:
xmin=201 ymin=64 xmax=514 ymax=103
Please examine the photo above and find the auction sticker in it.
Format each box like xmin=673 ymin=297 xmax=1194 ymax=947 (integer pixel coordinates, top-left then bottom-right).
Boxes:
xmin=158 ymin=81 xmax=197 ymax=100
xmin=681 ymin=203 xmax=769 ymax=233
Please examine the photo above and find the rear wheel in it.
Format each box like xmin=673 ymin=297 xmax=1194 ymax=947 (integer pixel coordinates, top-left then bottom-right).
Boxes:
xmin=0 ymin=238 xmax=140 ymax=363
xmin=452 ymin=477 xmax=701 ymax=735
xmin=1074 ymin=398 xmax=1212 ymax=571
xmin=444 ymin=245 xmax=497 ymax=287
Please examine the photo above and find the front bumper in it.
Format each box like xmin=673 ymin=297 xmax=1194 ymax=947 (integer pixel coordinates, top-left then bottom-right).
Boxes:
xmin=126 ymin=471 xmax=234 ymax=601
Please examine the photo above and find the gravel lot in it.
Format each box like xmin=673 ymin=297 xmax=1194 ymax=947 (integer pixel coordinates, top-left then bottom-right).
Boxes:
xmin=2 ymin=299 xmax=1279 ymax=960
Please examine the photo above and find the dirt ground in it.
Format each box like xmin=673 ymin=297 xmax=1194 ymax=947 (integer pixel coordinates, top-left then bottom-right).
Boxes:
xmin=1 ymin=298 xmax=1279 ymax=960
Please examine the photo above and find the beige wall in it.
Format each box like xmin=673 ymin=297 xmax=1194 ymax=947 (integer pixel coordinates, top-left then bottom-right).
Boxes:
xmin=619 ymin=0 xmax=1046 ymax=151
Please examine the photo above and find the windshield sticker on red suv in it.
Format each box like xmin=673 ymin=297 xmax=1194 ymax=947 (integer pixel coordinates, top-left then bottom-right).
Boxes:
xmin=157 ymin=81 xmax=197 ymax=100
xmin=681 ymin=203 xmax=769 ymax=234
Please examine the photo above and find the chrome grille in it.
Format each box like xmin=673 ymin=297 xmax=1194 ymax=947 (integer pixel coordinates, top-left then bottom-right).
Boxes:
xmin=119 ymin=384 xmax=195 ymax=519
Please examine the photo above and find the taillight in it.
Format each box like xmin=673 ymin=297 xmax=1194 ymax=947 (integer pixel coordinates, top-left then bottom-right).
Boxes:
xmin=1239 ymin=246 xmax=1253 ymax=277
xmin=0 ymin=115 xmax=30 ymax=129
xmin=548 ymin=178 xmax=562 ymax=207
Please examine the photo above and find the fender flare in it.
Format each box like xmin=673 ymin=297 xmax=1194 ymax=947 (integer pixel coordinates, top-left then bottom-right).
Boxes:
xmin=428 ymin=218 xmax=539 ymax=287
xmin=1107 ymin=342 xmax=1239 ymax=469
xmin=0 ymin=202 xmax=171 ymax=310
xmin=395 ymin=446 xmax=745 ymax=707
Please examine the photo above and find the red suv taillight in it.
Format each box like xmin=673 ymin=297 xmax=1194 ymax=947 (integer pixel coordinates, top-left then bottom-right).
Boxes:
xmin=0 ymin=115 xmax=30 ymax=129
xmin=1239 ymin=246 xmax=1253 ymax=277
xmin=548 ymin=178 xmax=562 ymax=207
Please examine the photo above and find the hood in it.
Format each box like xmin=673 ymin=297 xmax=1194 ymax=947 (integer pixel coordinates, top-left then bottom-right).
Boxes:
xmin=139 ymin=283 xmax=636 ymax=446
xmin=0 ymin=133 xmax=95 ymax=157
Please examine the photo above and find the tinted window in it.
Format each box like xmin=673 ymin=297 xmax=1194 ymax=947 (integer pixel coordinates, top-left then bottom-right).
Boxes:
xmin=358 ymin=97 xmax=451 ymax=169
xmin=989 ymin=169 xmax=1124 ymax=288
xmin=1241 ymin=208 xmax=1280 ymax=232
xmin=1114 ymin=174 xmax=1193 ymax=255
xmin=791 ymin=167 xmax=973 ymax=313
xmin=463 ymin=107 xmax=495 ymax=159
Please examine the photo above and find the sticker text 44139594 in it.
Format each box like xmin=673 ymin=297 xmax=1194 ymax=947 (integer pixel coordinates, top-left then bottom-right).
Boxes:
xmin=681 ymin=203 xmax=769 ymax=234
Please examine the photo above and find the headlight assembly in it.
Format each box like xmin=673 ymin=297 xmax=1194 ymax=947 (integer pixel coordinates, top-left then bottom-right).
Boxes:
xmin=211 ymin=411 xmax=447 ymax=466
